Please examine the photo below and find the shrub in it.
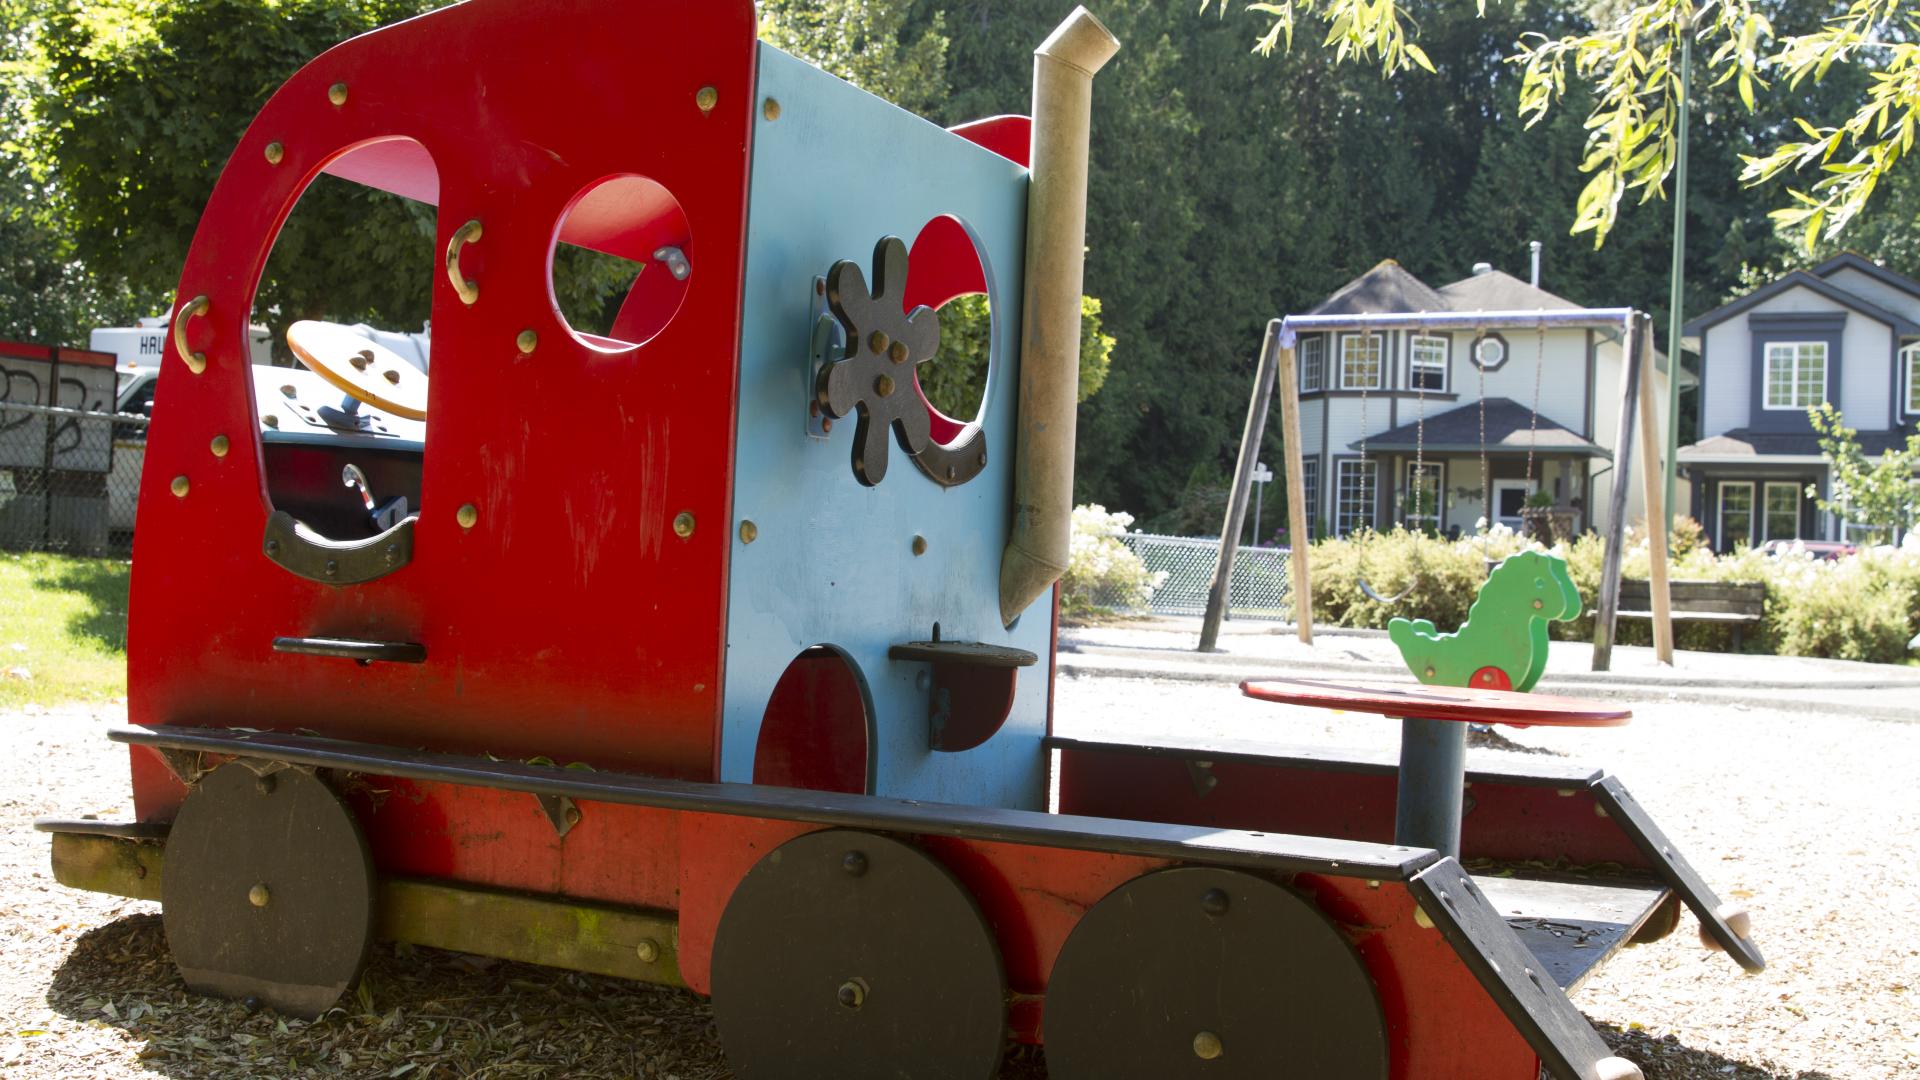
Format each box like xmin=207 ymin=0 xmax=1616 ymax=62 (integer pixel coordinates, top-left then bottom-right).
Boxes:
xmin=1300 ymin=525 xmax=1920 ymax=663
xmin=1062 ymin=505 xmax=1164 ymax=620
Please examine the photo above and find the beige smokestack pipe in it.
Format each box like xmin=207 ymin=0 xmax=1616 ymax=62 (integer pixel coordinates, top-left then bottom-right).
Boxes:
xmin=999 ymin=6 xmax=1119 ymax=626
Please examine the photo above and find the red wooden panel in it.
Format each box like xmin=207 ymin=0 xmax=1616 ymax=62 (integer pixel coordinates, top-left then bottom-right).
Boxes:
xmin=948 ymin=115 xmax=1032 ymax=168
xmin=129 ymin=0 xmax=758 ymax=813
xmin=1057 ymin=749 xmax=1647 ymax=868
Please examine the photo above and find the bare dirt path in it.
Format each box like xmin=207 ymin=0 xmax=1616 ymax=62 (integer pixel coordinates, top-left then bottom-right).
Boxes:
xmin=3 ymin=681 xmax=1916 ymax=1079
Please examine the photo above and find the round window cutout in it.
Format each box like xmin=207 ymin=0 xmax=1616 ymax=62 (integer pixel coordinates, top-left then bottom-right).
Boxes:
xmin=1474 ymin=334 xmax=1507 ymax=369
xmin=548 ymin=175 xmax=691 ymax=351
xmin=903 ymin=215 xmax=995 ymax=444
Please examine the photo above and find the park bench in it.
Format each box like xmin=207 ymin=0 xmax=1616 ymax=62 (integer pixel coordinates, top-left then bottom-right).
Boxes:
xmin=1618 ymin=579 xmax=1765 ymax=651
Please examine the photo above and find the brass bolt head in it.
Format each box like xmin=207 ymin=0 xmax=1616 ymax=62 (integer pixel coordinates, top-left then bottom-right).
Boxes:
xmin=210 ymin=435 xmax=230 ymax=458
xmin=328 ymin=82 xmax=348 ymax=106
xmin=1532 ymin=598 xmax=1544 ymax=610
xmin=517 ymin=329 xmax=539 ymax=354
xmin=874 ymin=373 xmax=895 ymax=398
xmin=911 ymin=535 xmax=927 ymax=556
xmin=170 ymin=475 xmax=190 ymax=498
xmin=696 ymin=85 xmax=718 ymax=113
xmin=868 ymin=330 xmax=890 ymax=355
xmin=1424 ymin=666 xmax=1436 ymax=678
xmin=762 ymin=97 xmax=781 ymax=121
xmin=888 ymin=340 xmax=909 ymax=364
xmin=1192 ymin=1031 xmax=1224 ymax=1060
xmin=820 ymin=417 xmax=834 ymax=433
xmin=739 ymin=520 xmax=758 ymax=545
xmin=673 ymin=511 xmax=696 ymax=538
xmin=264 ymin=141 xmax=285 ymax=165
xmin=836 ymin=979 xmax=866 ymax=1009
xmin=635 ymin=938 xmax=660 ymax=963
xmin=382 ymin=368 xmax=401 ymax=384
xmin=248 ymin=883 xmax=270 ymax=908
xmin=457 ymin=503 xmax=479 ymax=529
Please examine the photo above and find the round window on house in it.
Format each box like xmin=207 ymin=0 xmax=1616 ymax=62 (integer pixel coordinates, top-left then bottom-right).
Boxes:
xmin=1474 ymin=333 xmax=1508 ymax=370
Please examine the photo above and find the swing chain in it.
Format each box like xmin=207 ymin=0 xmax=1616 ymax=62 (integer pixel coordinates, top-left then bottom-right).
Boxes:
xmin=1526 ymin=321 xmax=1545 ymax=488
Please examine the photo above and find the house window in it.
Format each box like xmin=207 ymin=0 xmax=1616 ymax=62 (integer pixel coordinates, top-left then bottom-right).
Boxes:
xmin=1335 ymin=459 xmax=1376 ymax=536
xmin=1409 ymin=334 xmax=1448 ymax=392
xmin=1473 ymin=333 xmax=1507 ymax=370
xmin=1404 ymin=461 xmax=1443 ymax=532
xmin=1339 ymin=333 xmax=1384 ymax=390
xmin=1904 ymin=342 xmax=1920 ymax=415
xmin=1718 ymin=481 xmax=1754 ymax=551
xmin=1300 ymin=336 xmax=1325 ymax=392
xmin=1763 ymin=481 xmax=1800 ymax=541
xmin=1763 ymin=341 xmax=1827 ymax=410
xmin=1298 ymin=458 xmax=1320 ymax=539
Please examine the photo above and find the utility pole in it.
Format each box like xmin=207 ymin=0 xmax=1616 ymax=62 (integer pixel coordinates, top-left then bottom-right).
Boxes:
xmin=1663 ymin=17 xmax=1695 ymax=529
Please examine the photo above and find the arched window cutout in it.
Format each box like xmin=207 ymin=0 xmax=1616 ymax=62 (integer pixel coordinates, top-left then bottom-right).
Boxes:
xmin=753 ymin=646 xmax=871 ymax=794
xmin=549 ymin=175 xmax=692 ymax=351
xmin=904 ymin=215 xmax=995 ymax=445
xmin=249 ymin=136 xmax=437 ymax=545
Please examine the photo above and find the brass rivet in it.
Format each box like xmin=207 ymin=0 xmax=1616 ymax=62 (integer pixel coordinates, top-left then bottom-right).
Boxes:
xmin=264 ymin=141 xmax=284 ymax=165
xmin=248 ymin=883 xmax=270 ymax=908
xmin=673 ymin=511 xmax=696 ymax=538
xmin=1532 ymin=598 xmax=1544 ymax=610
xmin=696 ymin=85 xmax=718 ymax=113
xmin=1424 ymin=666 xmax=1436 ymax=678
xmin=263 ymin=414 xmax=280 ymax=429
xmin=820 ymin=417 xmax=834 ymax=433
xmin=874 ymin=374 xmax=895 ymax=398
xmin=170 ymin=475 xmax=190 ymax=498
xmin=457 ymin=503 xmax=478 ymax=529
xmin=328 ymin=82 xmax=348 ymax=106
xmin=836 ymin=978 xmax=867 ymax=1009
xmin=911 ymin=535 xmax=927 ymax=556
xmin=1414 ymin=905 xmax=1435 ymax=929
xmin=868 ymin=330 xmax=890 ymax=355
xmin=635 ymin=939 xmax=659 ymax=963
xmin=762 ymin=97 xmax=781 ymax=121
xmin=382 ymin=368 xmax=400 ymax=384
xmin=889 ymin=341 xmax=909 ymax=364
xmin=210 ymin=435 xmax=230 ymax=458
xmin=739 ymin=520 xmax=758 ymax=544
xmin=1192 ymin=1031 xmax=1224 ymax=1061
xmin=280 ymin=384 xmax=297 ymax=398
xmin=517 ymin=329 xmax=538 ymax=354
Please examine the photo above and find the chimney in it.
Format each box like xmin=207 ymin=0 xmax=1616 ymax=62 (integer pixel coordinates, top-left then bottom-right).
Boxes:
xmin=1472 ymin=262 xmax=1494 ymax=276
xmin=1529 ymin=240 xmax=1542 ymax=288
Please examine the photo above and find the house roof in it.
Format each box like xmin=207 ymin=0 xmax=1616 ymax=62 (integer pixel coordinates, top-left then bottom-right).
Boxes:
xmin=1348 ymin=397 xmax=1608 ymax=457
xmin=1678 ymin=428 xmax=1916 ymax=461
xmin=1307 ymin=260 xmax=1447 ymax=316
xmin=1810 ymin=252 xmax=1920 ymax=301
xmin=1435 ymin=269 xmax=1583 ymax=312
xmin=1680 ymin=268 xmax=1920 ymax=341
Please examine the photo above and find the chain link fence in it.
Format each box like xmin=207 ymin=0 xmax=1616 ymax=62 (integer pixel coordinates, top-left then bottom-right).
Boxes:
xmin=1080 ymin=531 xmax=1292 ymax=621
xmin=0 ymin=401 xmax=148 ymax=558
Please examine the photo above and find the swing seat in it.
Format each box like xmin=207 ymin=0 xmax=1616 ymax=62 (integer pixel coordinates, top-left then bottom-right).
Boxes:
xmin=1358 ymin=577 xmax=1415 ymax=604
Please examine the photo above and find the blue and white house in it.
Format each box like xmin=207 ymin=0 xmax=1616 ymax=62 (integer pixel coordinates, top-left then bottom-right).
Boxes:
xmin=1679 ymin=253 xmax=1920 ymax=551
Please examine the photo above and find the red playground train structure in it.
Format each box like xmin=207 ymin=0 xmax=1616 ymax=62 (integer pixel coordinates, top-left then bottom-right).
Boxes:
xmin=38 ymin=2 xmax=1761 ymax=1077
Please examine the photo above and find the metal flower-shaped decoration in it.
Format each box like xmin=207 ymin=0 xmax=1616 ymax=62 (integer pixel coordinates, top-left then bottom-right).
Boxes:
xmin=816 ymin=237 xmax=941 ymax=485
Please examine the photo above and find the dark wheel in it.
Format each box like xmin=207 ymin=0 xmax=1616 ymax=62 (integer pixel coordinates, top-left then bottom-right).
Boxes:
xmin=1044 ymin=867 xmax=1388 ymax=1079
xmin=162 ymin=762 xmax=375 ymax=1019
xmin=711 ymin=829 xmax=1005 ymax=1079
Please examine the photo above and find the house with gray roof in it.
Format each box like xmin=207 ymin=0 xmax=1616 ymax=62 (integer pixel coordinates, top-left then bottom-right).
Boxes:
xmin=1292 ymin=259 xmax=1675 ymax=540
xmin=1679 ymin=253 xmax=1920 ymax=550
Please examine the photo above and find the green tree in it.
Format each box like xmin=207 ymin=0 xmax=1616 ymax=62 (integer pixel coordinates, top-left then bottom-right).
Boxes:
xmin=1807 ymin=403 xmax=1920 ymax=540
xmin=921 ymin=293 xmax=1114 ymax=420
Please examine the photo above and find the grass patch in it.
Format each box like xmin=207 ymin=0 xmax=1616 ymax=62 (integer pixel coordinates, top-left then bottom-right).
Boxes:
xmin=0 ymin=552 xmax=130 ymax=708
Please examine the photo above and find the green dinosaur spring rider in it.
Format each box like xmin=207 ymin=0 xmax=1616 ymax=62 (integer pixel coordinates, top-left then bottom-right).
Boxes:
xmin=1388 ymin=550 xmax=1582 ymax=692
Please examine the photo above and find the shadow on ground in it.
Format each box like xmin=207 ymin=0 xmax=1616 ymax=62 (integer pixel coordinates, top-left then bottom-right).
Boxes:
xmin=31 ymin=558 xmax=130 ymax=655
xmin=1592 ymin=1024 xmax=1837 ymax=1080
xmin=46 ymin=914 xmax=1051 ymax=1079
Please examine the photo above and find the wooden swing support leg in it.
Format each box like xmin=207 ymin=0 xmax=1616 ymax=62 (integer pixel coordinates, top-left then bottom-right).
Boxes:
xmin=1277 ymin=340 xmax=1313 ymax=643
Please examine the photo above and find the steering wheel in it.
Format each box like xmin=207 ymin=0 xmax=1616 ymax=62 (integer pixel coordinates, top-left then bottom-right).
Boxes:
xmin=286 ymin=320 xmax=427 ymax=420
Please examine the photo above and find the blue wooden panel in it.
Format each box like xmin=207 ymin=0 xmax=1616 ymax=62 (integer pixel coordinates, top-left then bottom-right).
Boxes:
xmin=724 ymin=45 xmax=1046 ymax=810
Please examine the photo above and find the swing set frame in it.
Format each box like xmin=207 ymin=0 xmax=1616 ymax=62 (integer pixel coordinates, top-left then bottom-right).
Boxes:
xmin=1200 ymin=307 xmax=1675 ymax=673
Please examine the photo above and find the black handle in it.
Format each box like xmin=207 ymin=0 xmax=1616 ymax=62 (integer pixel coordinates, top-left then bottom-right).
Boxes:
xmin=273 ymin=636 xmax=426 ymax=664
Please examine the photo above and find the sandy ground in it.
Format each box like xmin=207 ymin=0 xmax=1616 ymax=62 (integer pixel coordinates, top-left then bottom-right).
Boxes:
xmin=2 ymin=677 xmax=1917 ymax=1078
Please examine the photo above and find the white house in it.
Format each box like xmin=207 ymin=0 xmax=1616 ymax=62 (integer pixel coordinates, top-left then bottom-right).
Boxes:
xmin=1679 ymin=252 xmax=1920 ymax=551
xmin=1292 ymin=259 xmax=1675 ymax=539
